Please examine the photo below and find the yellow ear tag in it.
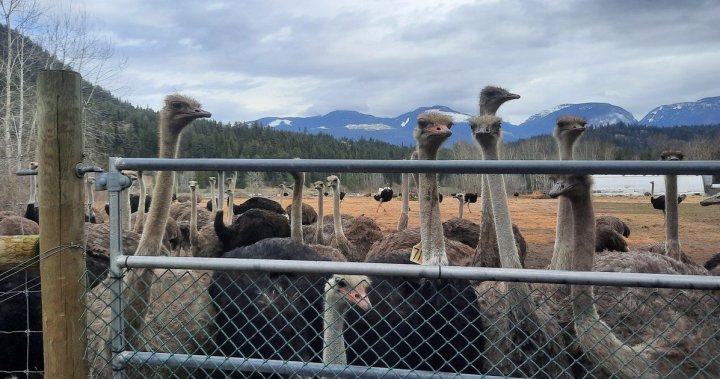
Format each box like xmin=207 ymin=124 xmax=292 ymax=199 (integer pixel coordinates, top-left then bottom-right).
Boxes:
xmin=410 ymin=242 xmax=423 ymax=265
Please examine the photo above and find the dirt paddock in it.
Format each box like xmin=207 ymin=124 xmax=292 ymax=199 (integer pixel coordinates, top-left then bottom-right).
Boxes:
xmin=295 ymin=193 xmax=720 ymax=269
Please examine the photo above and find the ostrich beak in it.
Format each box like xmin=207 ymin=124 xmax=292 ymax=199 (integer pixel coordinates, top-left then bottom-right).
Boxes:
xmin=505 ymin=92 xmax=521 ymax=100
xmin=340 ymin=286 xmax=371 ymax=311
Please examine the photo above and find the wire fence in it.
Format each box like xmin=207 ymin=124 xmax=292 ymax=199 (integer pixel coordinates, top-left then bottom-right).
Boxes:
xmin=3 ymin=157 xmax=720 ymax=378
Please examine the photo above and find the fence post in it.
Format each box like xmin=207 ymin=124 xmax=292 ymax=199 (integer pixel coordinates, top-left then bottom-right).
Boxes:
xmin=36 ymin=69 xmax=88 ymax=378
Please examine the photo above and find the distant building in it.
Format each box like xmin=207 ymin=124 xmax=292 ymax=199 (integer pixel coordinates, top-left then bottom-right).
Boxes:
xmin=591 ymin=175 xmax=706 ymax=196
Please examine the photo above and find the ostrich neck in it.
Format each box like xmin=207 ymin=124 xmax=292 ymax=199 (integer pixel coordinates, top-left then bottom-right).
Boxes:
xmin=209 ymin=184 xmax=215 ymax=212
xmin=398 ymin=172 xmax=409 ymax=230
xmin=332 ymin=185 xmax=350 ymax=247
xmin=551 ymin=139 xmax=576 ymax=271
xmin=322 ymin=296 xmax=347 ymax=366
xmin=291 ymin=172 xmax=304 ymax=243
xmin=569 ymin=187 xmax=649 ymax=376
xmin=417 ymin=147 xmax=447 ymax=266
xmin=190 ymin=187 xmax=198 ymax=246
xmin=135 ymin=121 xmax=182 ymax=256
xmin=458 ymin=195 xmax=464 ymax=219
xmin=226 ymin=192 xmax=234 ymax=225
xmin=315 ymin=189 xmax=324 ymax=243
xmin=477 ymin=139 xmax=500 ymax=268
xmin=486 ymin=172 xmax=523 ymax=269
xmin=664 ymin=174 xmax=681 ymax=259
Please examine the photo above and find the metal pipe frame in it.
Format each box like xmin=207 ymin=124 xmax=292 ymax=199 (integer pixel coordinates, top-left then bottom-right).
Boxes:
xmin=117 ymin=352 xmax=504 ymax=379
xmin=113 ymin=157 xmax=720 ymax=175
xmin=120 ymin=255 xmax=720 ymax=290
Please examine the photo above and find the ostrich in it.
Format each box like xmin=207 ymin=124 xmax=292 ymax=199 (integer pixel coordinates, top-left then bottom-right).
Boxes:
xmin=206 ymin=176 xmax=217 ymax=212
xmin=453 ymin=192 xmax=466 ymax=218
xmin=551 ymin=115 xmax=587 ymax=270
xmin=345 ymin=111 xmax=485 ymax=374
xmin=86 ymin=176 xmax=98 ymax=223
xmin=285 ymin=202 xmax=318 ymax=225
xmin=23 ymin=161 xmax=40 ymax=223
xmin=476 ymin=85 xmax=521 ymax=268
xmin=470 ymin=114 xmax=570 ymax=377
xmin=209 ymin=238 xmax=371 ymax=378
xmin=661 ymin=150 xmax=685 ymax=260
xmin=373 ymin=185 xmax=393 ymax=212
xmin=325 ymin=175 xmax=382 ymax=262
xmin=232 ymin=196 xmax=286 ymax=216
xmin=0 ymin=215 xmax=40 ymax=235
xmin=188 ymin=180 xmax=200 ymax=249
xmin=549 ymin=174 xmax=720 ymax=377
xmin=313 ymin=180 xmax=326 ymax=243
xmin=278 ymin=183 xmax=290 ymax=208
xmin=86 ymin=94 xmax=211 ymax=377
xmin=701 ymin=191 xmax=720 ymax=206
xmin=224 ymin=176 xmax=236 ymax=225
xmin=650 ymin=180 xmax=687 ymax=215
xmin=397 ymin=171 xmax=410 ymax=231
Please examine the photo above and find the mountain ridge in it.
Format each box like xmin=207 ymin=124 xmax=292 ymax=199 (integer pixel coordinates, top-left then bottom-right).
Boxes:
xmin=255 ymin=96 xmax=720 ymax=146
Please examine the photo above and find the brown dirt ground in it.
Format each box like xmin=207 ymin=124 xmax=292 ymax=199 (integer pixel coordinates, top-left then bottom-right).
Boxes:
xmin=300 ymin=194 xmax=720 ymax=269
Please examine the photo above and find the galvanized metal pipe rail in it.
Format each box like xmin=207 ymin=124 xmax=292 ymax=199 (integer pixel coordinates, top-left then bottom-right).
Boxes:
xmin=119 ymin=255 xmax=720 ymax=290
xmin=113 ymin=157 xmax=720 ymax=175
xmin=117 ymin=352 xmax=505 ymax=379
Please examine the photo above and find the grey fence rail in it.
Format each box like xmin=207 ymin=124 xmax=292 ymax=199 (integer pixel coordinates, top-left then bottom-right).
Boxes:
xmin=83 ymin=157 xmax=720 ymax=379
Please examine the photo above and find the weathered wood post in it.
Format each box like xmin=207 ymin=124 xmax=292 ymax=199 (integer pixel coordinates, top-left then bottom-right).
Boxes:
xmin=36 ymin=69 xmax=88 ymax=378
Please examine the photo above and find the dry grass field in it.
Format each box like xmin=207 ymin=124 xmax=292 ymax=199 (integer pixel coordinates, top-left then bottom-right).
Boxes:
xmin=289 ymin=193 xmax=720 ymax=269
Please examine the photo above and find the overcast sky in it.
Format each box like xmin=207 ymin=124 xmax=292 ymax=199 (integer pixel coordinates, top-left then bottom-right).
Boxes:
xmin=53 ymin=0 xmax=720 ymax=125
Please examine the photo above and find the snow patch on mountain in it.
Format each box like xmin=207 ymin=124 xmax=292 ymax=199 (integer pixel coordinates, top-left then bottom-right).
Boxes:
xmin=268 ymin=119 xmax=293 ymax=127
xmin=526 ymin=104 xmax=573 ymax=121
xmin=426 ymin=108 xmax=472 ymax=123
xmin=345 ymin=123 xmax=394 ymax=131
xmin=400 ymin=117 xmax=410 ymax=127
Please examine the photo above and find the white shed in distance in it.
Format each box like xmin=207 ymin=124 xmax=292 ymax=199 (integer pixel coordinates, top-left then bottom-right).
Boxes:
xmin=591 ymin=175 xmax=706 ymax=196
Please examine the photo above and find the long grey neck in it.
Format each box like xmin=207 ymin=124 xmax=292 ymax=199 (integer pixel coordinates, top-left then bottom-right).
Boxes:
xmin=332 ymin=184 xmax=350 ymax=249
xmin=135 ymin=121 xmax=181 ymax=256
xmin=315 ymin=187 xmax=324 ymax=244
xmin=417 ymin=147 xmax=447 ymax=266
xmin=458 ymin=194 xmax=465 ymax=219
xmin=290 ymin=172 xmax=304 ymax=243
xmin=665 ymin=174 xmax=681 ymax=260
xmin=190 ymin=187 xmax=198 ymax=247
xmin=477 ymin=140 xmax=500 ymax=267
xmin=398 ymin=172 xmax=409 ymax=231
xmin=551 ymin=139 xmax=576 ymax=271
xmin=568 ymin=184 xmax=650 ymax=376
xmin=322 ymin=294 xmax=347 ymax=366
xmin=209 ymin=182 xmax=216 ymax=212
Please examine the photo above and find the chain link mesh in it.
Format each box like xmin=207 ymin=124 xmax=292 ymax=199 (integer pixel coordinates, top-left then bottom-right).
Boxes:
xmin=82 ymin=264 xmax=720 ymax=378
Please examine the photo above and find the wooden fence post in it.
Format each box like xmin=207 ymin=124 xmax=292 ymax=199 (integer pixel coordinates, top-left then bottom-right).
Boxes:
xmin=36 ymin=69 xmax=88 ymax=378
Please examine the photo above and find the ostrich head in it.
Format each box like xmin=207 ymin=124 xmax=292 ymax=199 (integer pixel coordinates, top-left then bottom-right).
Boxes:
xmin=553 ymin=115 xmax=587 ymax=146
xmin=189 ymin=180 xmax=197 ymax=191
xmin=324 ymin=274 xmax=371 ymax=311
xmin=469 ymin=115 xmax=502 ymax=152
xmin=160 ymin=94 xmax=211 ymax=131
xmin=326 ymin=175 xmax=340 ymax=190
xmin=413 ymin=111 xmax=453 ymax=157
xmin=660 ymin=150 xmax=684 ymax=161
xmin=29 ymin=161 xmax=39 ymax=170
xmin=313 ymin=181 xmax=325 ymax=192
xmin=208 ymin=177 xmax=216 ymax=186
xmin=479 ymin=85 xmax=520 ymax=115
xmin=548 ymin=175 xmax=594 ymax=200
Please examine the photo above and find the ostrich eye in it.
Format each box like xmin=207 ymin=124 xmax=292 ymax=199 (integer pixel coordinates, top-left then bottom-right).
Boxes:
xmin=446 ymin=122 xmax=453 ymax=129
xmin=336 ymin=278 xmax=348 ymax=288
xmin=418 ymin=120 xmax=429 ymax=128
xmin=170 ymin=102 xmax=184 ymax=110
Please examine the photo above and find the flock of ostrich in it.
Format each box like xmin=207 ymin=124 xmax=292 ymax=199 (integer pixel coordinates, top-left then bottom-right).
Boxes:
xmin=1 ymin=87 xmax=720 ymax=378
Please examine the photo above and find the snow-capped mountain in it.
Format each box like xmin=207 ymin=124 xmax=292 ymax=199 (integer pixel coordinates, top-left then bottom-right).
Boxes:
xmin=254 ymin=97 xmax=718 ymax=146
xmin=504 ymin=103 xmax=638 ymax=140
xmin=640 ymin=97 xmax=720 ymax=127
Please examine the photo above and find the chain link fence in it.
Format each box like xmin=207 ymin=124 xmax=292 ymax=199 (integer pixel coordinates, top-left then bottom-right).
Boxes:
xmin=82 ymin=256 xmax=720 ymax=378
